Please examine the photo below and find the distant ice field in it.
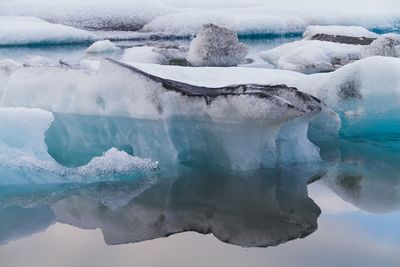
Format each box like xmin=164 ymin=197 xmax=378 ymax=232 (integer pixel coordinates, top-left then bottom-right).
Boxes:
xmin=1 ymin=0 xmax=400 ymax=37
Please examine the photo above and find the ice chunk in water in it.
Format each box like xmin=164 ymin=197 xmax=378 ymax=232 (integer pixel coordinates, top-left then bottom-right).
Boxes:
xmin=85 ymin=40 xmax=120 ymax=54
xmin=260 ymin=26 xmax=400 ymax=73
xmin=259 ymin=40 xmax=362 ymax=73
xmin=187 ymin=24 xmax=248 ymax=67
xmin=303 ymin=25 xmax=379 ymax=39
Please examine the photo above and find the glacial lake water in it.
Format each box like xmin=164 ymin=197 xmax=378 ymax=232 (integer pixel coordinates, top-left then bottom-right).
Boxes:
xmin=1 ymin=36 xmax=400 ymax=267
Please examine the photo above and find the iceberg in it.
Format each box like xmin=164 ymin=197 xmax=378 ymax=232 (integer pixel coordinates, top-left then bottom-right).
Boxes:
xmin=260 ymin=26 xmax=400 ymax=73
xmin=0 ymin=16 xmax=97 ymax=46
xmin=259 ymin=40 xmax=362 ymax=73
xmin=303 ymin=25 xmax=379 ymax=43
xmin=2 ymin=57 xmax=400 ymax=169
xmin=0 ymin=60 xmax=335 ymax=169
xmin=187 ymin=24 xmax=248 ymax=67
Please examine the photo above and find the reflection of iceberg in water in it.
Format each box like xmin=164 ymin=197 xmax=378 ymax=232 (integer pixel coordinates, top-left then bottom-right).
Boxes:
xmin=0 ymin=168 xmax=321 ymax=248
xmin=314 ymin=129 xmax=400 ymax=213
xmin=0 ymin=178 xmax=155 ymax=245
xmin=52 ymin=168 xmax=321 ymax=247
xmin=0 ymin=206 xmax=55 ymax=246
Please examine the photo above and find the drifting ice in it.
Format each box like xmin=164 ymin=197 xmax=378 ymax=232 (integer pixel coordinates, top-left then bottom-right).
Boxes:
xmin=187 ymin=24 xmax=248 ymax=67
xmin=0 ymin=16 xmax=96 ymax=46
xmin=85 ymin=40 xmax=120 ymax=54
xmin=260 ymin=26 xmax=400 ymax=73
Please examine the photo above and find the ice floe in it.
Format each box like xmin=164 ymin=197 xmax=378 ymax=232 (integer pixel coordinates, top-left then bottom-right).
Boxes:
xmin=85 ymin=40 xmax=120 ymax=54
xmin=260 ymin=26 xmax=400 ymax=73
xmin=0 ymin=16 xmax=97 ymax=46
xmin=260 ymin=40 xmax=362 ymax=73
xmin=303 ymin=25 xmax=379 ymax=40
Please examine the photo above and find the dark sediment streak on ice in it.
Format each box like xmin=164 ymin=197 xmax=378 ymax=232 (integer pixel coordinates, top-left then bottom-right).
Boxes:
xmin=106 ymin=58 xmax=323 ymax=114
xmin=309 ymin=33 xmax=376 ymax=45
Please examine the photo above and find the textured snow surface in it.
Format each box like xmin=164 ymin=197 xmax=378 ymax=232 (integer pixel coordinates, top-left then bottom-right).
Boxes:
xmin=0 ymin=61 xmax=316 ymax=121
xmin=362 ymin=34 xmax=400 ymax=57
xmin=1 ymin=1 xmax=400 ymax=36
xmin=121 ymin=58 xmax=400 ymax=119
xmin=1 ymin=58 xmax=399 ymax=117
xmin=0 ymin=16 xmax=96 ymax=46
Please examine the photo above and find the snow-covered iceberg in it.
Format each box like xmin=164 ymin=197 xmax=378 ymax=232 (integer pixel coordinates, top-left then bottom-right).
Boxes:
xmin=260 ymin=26 xmax=400 ymax=73
xmin=260 ymin=40 xmax=362 ymax=73
xmin=0 ymin=16 xmax=97 ymax=46
xmin=303 ymin=25 xmax=379 ymax=43
xmin=0 ymin=60 xmax=335 ymax=169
